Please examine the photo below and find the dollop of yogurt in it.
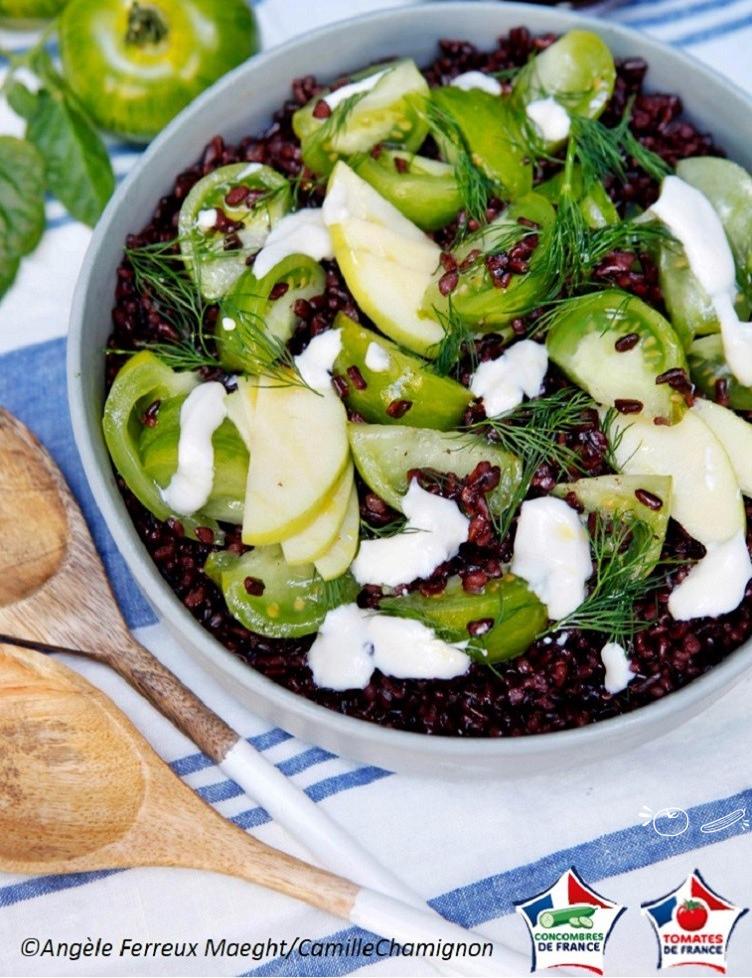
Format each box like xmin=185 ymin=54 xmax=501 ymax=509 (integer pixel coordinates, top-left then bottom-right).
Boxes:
xmin=351 ymin=480 xmax=470 ymax=587
xmin=294 ymin=328 xmax=342 ymax=391
xmin=600 ymin=641 xmax=634 ymax=695
xmin=365 ymin=342 xmax=390 ymax=372
xmin=307 ymin=604 xmax=470 ymax=691
xmin=252 ymin=208 xmax=333 ymax=279
xmin=324 ymin=67 xmax=390 ymax=111
xmin=526 ymin=97 xmax=571 ymax=143
xmin=450 ymin=71 xmax=502 ymax=96
xmin=668 ymin=531 xmax=752 ymax=621
xmin=196 ymin=208 xmax=218 ymax=233
xmin=650 ymin=175 xmax=752 ymax=385
xmin=161 ymin=382 xmax=227 ymax=516
xmin=511 ymin=496 xmax=592 ymax=620
xmin=470 ymin=339 xmax=548 ymax=417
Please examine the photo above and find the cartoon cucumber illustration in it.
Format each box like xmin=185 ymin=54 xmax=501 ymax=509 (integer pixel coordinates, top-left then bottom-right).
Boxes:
xmin=538 ymin=905 xmax=596 ymax=928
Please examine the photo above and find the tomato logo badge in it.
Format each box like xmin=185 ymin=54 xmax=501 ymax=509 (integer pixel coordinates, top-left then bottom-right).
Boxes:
xmin=642 ymin=869 xmax=747 ymax=973
xmin=516 ymin=866 xmax=625 ymax=974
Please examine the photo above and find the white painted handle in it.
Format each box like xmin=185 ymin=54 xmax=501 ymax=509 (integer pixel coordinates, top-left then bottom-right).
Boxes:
xmin=350 ymin=889 xmax=529 ymax=977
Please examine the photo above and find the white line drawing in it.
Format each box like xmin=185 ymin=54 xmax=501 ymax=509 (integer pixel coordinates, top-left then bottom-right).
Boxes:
xmin=700 ymin=808 xmax=748 ymax=834
xmin=638 ymin=805 xmax=690 ymax=837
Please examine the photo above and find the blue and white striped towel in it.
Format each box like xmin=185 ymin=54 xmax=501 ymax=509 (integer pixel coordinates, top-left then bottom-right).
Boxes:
xmin=1 ymin=2 xmax=751 ymax=975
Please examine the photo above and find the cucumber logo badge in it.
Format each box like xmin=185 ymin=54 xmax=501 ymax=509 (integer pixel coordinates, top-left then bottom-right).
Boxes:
xmin=516 ymin=867 xmax=625 ymax=974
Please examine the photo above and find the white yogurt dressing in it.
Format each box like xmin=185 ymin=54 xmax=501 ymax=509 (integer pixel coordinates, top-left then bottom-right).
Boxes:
xmin=526 ymin=97 xmax=571 ymax=143
xmin=324 ymin=68 xmax=390 ymax=111
xmin=511 ymin=496 xmax=592 ymax=620
xmin=237 ymin=162 xmax=263 ymax=179
xmin=668 ymin=531 xmax=752 ymax=621
xmin=651 ymin=175 xmax=752 ymax=384
xmin=470 ymin=339 xmax=548 ymax=417
xmin=307 ymin=604 xmax=470 ymax=691
xmin=252 ymin=208 xmax=333 ymax=279
xmin=450 ymin=71 xmax=502 ymax=96
xmin=365 ymin=342 xmax=390 ymax=372
xmin=221 ymin=316 xmax=237 ymax=331
xmin=600 ymin=641 xmax=634 ymax=694
xmin=351 ymin=480 xmax=470 ymax=587
xmin=293 ymin=328 xmax=342 ymax=391
xmin=161 ymin=382 xmax=227 ymax=516
xmin=196 ymin=207 xmax=217 ymax=232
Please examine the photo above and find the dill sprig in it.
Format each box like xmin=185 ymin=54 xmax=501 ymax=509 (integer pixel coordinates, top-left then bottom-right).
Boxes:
xmin=428 ymin=298 xmax=477 ymax=376
xmin=424 ymin=100 xmax=495 ymax=228
xmin=465 ymin=387 xmax=594 ymax=539
xmin=319 ymin=574 xmax=357 ymax=611
xmin=548 ymin=513 xmax=668 ymax=646
xmin=569 ymin=105 xmax=671 ymax=189
xmin=359 ymin=516 xmax=427 ymax=540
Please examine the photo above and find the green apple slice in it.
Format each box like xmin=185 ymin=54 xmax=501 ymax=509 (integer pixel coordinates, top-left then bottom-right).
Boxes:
xmin=242 ymin=380 xmax=349 ymax=545
xmin=314 ymin=483 xmax=360 ymax=581
xmin=607 ymin=410 xmax=744 ymax=546
xmin=325 ymin=161 xmax=443 ymax=356
xmin=282 ymin=464 xmax=354 ymax=565
xmin=692 ymin=399 xmax=752 ymax=495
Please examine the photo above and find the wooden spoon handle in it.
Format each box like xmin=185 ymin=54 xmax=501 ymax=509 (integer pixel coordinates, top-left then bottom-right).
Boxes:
xmin=98 ymin=636 xmax=238 ymax=761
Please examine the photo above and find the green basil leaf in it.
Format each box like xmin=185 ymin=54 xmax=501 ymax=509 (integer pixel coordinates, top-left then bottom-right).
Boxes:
xmin=26 ymin=88 xmax=115 ymax=227
xmin=0 ymin=135 xmax=46 ymax=300
xmin=5 ymin=79 xmax=40 ymax=121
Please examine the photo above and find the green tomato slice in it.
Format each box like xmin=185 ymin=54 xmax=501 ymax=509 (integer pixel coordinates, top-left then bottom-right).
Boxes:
xmin=333 ymin=313 xmax=472 ymax=429
xmin=293 ymin=59 xmax=429 ymax=176
xmin=138 ymin=396 xmax=248 ymax=524
xmin=178 ymin=163 xmax=291 ymax=300
xmin=348 ymin=423 xmax=521 ymax=518
xmin=350 ymin=151 xmax=462 ymax=231
xmin=429 ymin=85 xmax=533 ymax=199
xmin=553 ymin=474 xmax=671 ymax=576
xmin=513 ymin=29 xmax=616 ymax=122
xmin=204 ymin=546 xmax=358 ymax=639
xmin=545 ymin=290 xmax=688 ymax=423
xmin=217 ymin=255 xmax=326 ymax=373
xmin=688 ymin=333 xmax=752 ymax=410
xmin=424 ymin=192 xmax=557 ymax=329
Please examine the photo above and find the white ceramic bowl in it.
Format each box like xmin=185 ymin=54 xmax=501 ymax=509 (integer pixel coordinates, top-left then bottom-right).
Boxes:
xmin=68 ymin=2 xmax=752 ymax=778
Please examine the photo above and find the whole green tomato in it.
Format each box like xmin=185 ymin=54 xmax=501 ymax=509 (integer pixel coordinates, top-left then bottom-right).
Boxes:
xmin=0 ymin=0 xmax=66 ymax=27
xmin=59 ymin=0 xmax=258 ymax=142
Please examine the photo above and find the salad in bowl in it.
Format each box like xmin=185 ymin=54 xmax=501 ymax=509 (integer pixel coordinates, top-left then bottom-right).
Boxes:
xmin=101 ymin=24 xmax=752 ymax=740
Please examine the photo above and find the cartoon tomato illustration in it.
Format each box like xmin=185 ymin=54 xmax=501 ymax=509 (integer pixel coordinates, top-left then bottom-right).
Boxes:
xmin=676 ymin=900 xmax=708 ymax=931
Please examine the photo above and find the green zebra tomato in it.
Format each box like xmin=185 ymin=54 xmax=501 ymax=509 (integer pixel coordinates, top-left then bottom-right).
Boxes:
xmin=59 ymin=0 xmax=258 ymax=142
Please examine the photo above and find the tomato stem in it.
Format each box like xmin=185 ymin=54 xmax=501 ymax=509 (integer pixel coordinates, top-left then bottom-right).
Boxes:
xmin=126 ymin=2 xmax=168 ymax=47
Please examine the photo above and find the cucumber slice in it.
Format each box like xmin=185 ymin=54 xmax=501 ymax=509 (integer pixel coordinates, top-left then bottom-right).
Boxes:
xmin=677 ymin=157 xmax=752 ymax=293
xmin=429 ymin=86 xmax=533 ymax=198
xmin=546 ymin=290 xmax=688 ymax=423
xmin=178 ymin=163 xmax=291 ymax=300
xmin=553 ymin=474 xmax=671 ymax=576
xmin=333 ymin=313 xmax=472 ymax=430
xmin=513 ymin=30 xmax=615 ymax=122
xmin=138 ymin=395 xmax=248 ymax=525
xmin=204 ymin=546 xmax=358 ymax=639
xmin=217 ymin=255 xmax=326 ymax=373
xmin=348 ymin=423 xmax=521 ymax=517
xmin=281 ymin=465 xmax=355 ymax=565
xmin=688 ymin=333 xmax=752 ymax=410
xmin=314 ymin=484 xmax=361 ymax=581
xmin=351 ymin=151 xmax=461 ymax=231
xmin=293 ymin=59 xmax=429 ymax=176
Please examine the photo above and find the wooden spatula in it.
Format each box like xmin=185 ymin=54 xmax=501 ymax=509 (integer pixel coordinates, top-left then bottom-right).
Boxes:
xmin=0 ymin=643 xmax=510 ymax=976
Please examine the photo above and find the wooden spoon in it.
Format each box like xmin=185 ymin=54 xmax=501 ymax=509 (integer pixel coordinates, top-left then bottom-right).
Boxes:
xmin=0 ymin=643 xmax=509 ymax=977
xmin=0 ymin=408 xmax=424 ymax=904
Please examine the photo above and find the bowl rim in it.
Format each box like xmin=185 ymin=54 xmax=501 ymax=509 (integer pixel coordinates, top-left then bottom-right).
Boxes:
xmin=68 ymin=0 xmax=752 ymax=766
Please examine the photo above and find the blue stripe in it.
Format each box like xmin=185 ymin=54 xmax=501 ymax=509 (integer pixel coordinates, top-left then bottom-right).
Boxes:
xmin=623 ymin=0 xmax=748 ymax=30
xmin=0 ymin=338 xmax=155 ymax=629
xmin=170 ymin=727 xmax=292 ymax=777
xmin=242 ymin=785 xmax=752 ymax=977
xmin=675 ymin=10 xmax=752 ymax=45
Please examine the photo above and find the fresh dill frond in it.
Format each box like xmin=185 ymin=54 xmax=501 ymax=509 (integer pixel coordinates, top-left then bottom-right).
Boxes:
xmin=489 ymin=66 xmax=523 ymax=83
xmin=569 ymin=103 xmax=671 ymax=190
xmin=360 ymin=515 xmax=419 ymax=539
xmin=219 ymin=295 xmax=313 ymax=391
xmin=428 ymin=298 xmax=477 ymax=376
xmin=125 ymin=239 xmax=207 ymax=339
xmin=424 ymin=100 xmax=495 ymax=228
xmin=317 ymin=91 xmax=369 ymax=142
xmin=548 ymin=513 xmax=669 ymax=646
xmin=319 ymin=574 xmax=356 ymax=611
xmin=465 ymin=387 xmax=594 ymax=540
